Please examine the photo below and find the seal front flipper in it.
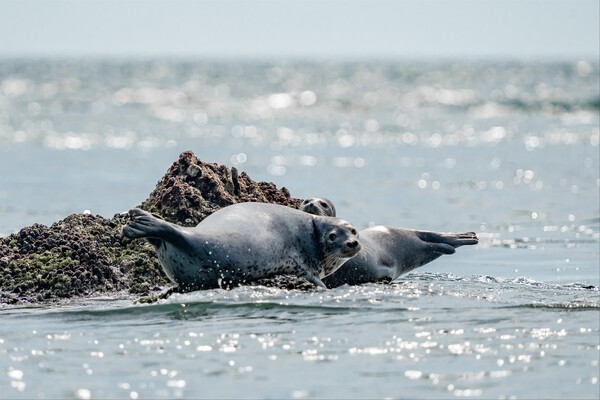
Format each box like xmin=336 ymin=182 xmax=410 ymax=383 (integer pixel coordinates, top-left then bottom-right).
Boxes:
xmin=303 ymin=271 xmax=328 ymax=289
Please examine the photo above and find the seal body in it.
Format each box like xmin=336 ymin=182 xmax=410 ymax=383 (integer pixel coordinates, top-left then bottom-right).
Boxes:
xmin=322 ymin=226 xmax=478 ymax=287
xmin=300 ymin=197 xmax=478 ymax=287
xmin=122 ymin=202 xmax=360 ymax=290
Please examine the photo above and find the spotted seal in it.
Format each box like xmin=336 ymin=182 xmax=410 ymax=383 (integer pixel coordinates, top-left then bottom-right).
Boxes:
xmin=300 ymin=197 xmax=478 ymax=287
xmin=122 ymin=202 xmax=361 ymax=291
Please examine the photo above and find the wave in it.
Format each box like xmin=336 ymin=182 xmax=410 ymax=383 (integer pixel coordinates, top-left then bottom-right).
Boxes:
xmin=3 ymin=272 xmax=597 ymax=318
xmin=395 ymin=272 xmax=600 ymax=309
xmin=497 ymin=97 xmax=600 ymax=113
xmin=502 ymin=302 xmax=600 ymax=310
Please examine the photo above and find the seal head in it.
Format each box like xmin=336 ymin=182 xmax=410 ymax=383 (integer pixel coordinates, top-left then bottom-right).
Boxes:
xmin=300 ymin=197 xmax=336 ymax=217
xmin=312 ymin=216 xmax=360 ymax=277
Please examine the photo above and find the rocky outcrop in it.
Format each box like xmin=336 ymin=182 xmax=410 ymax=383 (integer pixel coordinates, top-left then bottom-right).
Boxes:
xmin=0 ymin=151 xmax=306 ymax=305
xmin=141 ymin=151 xmax=300 ymax=226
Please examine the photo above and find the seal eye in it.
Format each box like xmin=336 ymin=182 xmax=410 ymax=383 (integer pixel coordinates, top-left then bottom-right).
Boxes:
xmin=350 ymin=228 xmax=357 ymax=235
xmin=328 ymin=233 xmax=337 ymax=241
xmin=320 ymin=201 xmax=329 ymax=208
xmin=302 ymin=199 xmax=309 ymax=205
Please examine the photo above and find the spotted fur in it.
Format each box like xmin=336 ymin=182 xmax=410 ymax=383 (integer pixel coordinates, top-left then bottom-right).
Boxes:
xmin=122 ymin=203 xmax=360 ymax=291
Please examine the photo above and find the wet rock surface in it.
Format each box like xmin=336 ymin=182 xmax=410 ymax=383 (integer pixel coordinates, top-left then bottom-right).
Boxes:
xmin=0 ymin=151 xmax=308 ymax=305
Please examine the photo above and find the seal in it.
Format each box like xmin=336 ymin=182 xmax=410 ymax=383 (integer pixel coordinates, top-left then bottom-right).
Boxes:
xmin=300 ymin=197 xmax=478 ymax=287
xmin=300 ymin=197 xmax=336 ymax=217
xmin=323 ymin=226 xmax=478 ymax=287
xmin=122 ymin=202 xmax=361 ymax=291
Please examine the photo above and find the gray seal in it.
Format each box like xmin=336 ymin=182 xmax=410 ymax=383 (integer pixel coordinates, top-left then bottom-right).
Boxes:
xmin=122 ymin=202 xmax=361 ymax=291
xmin=300 ymin=197 xmax=478 ymax=287
xmin=300 ymin=197 xmax=336 ymax=217
xmin=323 ymin=226 xmax=478 ymax=287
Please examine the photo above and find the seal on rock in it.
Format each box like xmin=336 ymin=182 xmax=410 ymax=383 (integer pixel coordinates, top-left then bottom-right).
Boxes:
xmin=300 ymin=197 xmax=478 ymax=287
xmin=300 ymin=197 xmax=336 ymax=217
xmin=122 ymin=202 xmax=361 ymax=291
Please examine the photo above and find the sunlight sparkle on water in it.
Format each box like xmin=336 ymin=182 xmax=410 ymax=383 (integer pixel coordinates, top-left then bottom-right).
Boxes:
xmin=1 ymin=60 xmax=598 ymax=400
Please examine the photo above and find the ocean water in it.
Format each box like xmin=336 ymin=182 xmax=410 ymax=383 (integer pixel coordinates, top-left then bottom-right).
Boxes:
xmin=0 ymin=59 xmax=599 ymax=399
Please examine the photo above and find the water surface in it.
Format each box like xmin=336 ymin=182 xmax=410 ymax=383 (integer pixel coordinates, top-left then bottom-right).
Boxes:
xmin=0 ymin=59 xmax=598 ymax=399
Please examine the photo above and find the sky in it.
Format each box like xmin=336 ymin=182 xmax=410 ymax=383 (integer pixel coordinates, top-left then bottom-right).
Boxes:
xmin=0 ymin=0 xmax=598 ymax=59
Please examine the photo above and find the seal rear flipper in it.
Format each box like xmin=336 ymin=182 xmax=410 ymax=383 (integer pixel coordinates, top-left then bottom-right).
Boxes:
xmin=416 ymin=231 xmax=479 ymax=248
xmin=451 ymin=232 xmax=479 ymax=246
xmin=121 ymin=208 xmax=176 ymax=240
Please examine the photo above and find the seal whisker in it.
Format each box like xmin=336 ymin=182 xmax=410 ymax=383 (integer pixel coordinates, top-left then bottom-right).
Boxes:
xmin=360 ymin=244 xmax=375 ymax=259
xmin=320 ymin=252 xmax=338 ymax=276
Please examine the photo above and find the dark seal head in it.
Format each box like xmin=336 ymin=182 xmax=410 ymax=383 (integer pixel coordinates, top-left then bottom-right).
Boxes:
xmin=300 ymin=197 xmax=336 ymax=217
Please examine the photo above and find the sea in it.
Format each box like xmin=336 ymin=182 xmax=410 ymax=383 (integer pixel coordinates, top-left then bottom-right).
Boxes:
xmin=0 ymin=59 xmax=598 ymax=399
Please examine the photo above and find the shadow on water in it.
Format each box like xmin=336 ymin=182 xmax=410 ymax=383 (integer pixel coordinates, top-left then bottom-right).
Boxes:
xmin=4 ymin=297 xmax=399 ymax=325
xmin=69 ymin=301 xmax=370 ymax=322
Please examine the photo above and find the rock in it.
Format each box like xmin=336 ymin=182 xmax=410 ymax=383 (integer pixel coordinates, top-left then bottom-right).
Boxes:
xmin=140 ymin=151 xmax=302 ymax=226
xmin=0 ymin=213 xmax=167 ymax=305
xmin=0 ymin=151 xmax=306 ymax=305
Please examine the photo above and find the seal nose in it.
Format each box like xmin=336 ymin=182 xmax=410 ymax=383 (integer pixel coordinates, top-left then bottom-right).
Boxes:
xmin=346 ymin=240 xmax=359 ymax=249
